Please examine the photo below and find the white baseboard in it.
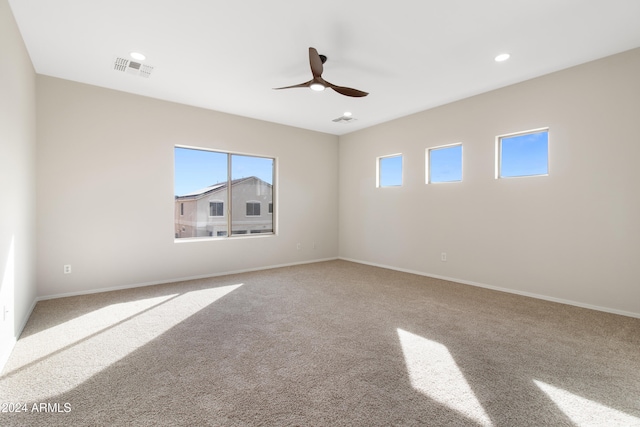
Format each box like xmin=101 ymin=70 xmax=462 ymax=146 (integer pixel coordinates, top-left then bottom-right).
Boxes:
xmin=36 ymin=257 xmax=339 ymax=302
xmin=339 ymin=257 xmax=640 ymax=319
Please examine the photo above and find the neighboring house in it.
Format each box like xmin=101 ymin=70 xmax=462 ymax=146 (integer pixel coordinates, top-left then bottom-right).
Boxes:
xmin=175 ymin=176 xmax=273 ymax=238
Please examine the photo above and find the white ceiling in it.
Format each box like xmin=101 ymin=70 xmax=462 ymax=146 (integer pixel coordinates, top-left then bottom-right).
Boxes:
xmin=8 ymin=0 xmax=640 ymax=135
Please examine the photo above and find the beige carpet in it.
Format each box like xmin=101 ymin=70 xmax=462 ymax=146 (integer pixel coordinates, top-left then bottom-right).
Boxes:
xmin=1 ymin=260 xmax=639 ymax=426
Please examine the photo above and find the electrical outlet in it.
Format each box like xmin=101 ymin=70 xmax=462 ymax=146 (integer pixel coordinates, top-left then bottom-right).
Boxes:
xmin=64 ymin=265 xmax=72 ymax=274
xmin=312 ymin=241 xmax=316 ymax=249
xmin=296 ymin=243 xmax=301 ymax=250
xmin=441 ymin=253 xmax=447 ymax=262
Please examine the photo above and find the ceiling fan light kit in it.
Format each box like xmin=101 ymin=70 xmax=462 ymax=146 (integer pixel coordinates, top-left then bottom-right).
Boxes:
xmin=310 ymin=82 xmax=326 ymax=91
xmin=275 ymin=47 xmax=368 ymax=97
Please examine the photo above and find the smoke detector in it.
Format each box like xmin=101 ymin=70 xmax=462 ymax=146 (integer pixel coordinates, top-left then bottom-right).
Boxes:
xmin=113 ymin=57 xmax=154 ymax=78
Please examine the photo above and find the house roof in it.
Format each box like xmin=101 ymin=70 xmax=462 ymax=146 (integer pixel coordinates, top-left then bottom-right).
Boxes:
xmin=175 ymin=176 xmax=269 ymax=200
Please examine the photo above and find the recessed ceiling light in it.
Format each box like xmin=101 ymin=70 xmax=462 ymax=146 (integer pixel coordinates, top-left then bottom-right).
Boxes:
xmin=343 ymin=111 xmax=352 ymax=117
xmin=130 ymin=52 xmax=146 ymax=61
xmin=495 ymin=53 xmax=510 ymax=62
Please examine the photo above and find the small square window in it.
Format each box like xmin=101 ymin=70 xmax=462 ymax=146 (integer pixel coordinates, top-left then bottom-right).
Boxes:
xmin=497 ymin=129 xmax=549 ymax=178
xmin=377 ymin=154 xmax=403 ymax=187
xmin=209 ymin=201 xmax=224 ymax=216
xmin=427 ymin=144 xmax=462 ymax=183
xmin=246 ymin=202 xmax=261 ymax=216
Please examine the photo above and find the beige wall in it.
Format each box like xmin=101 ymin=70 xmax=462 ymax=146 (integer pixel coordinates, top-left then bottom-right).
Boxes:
xmin=339 ymin=48 xmax=640 ymax=317
xmin=0 ymin=0 xmax=37 ymax=368
xmin=36 ymin=76 xmax=339 ymax=297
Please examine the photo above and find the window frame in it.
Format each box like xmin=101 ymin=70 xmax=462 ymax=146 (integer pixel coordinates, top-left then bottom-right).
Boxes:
xmin=174 ymin=145 xmax=275 ymax=241
xmin=426 ymin=143 xmax=463 ymax=184
xmin=496 ymin=128 xmax=549 ymax=179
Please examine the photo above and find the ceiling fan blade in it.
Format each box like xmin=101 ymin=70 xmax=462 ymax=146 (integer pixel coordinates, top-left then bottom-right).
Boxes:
xmin=309 ymin=47 xmax=323 ymax=78
xmin=324 ymin=80 xmax=369 ymax=97
xmin=273 ymin=80 xmax=312 ymax=90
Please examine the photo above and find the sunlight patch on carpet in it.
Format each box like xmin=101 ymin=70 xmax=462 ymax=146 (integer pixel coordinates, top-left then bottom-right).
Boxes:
xmin=0 ymin=284 xmax=243 ymax=402
xmin=397 ymin=328 xmax=493 ymax=427
xmin=13 ymin=293 xmax=180 ymax=370
xmin=534 ymin=380 xmax=640 ymax=426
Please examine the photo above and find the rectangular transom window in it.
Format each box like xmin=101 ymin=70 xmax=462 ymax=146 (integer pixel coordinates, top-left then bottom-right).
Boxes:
xmin=427 ymin=143 xmax=463 ymax=183
xmin=174 ymin=147 xmax=275 ymax=239
xmin=377 ymin=154 xmax=403 ymax=187
xmin=497 ymin=129 xmax=549 ymax=178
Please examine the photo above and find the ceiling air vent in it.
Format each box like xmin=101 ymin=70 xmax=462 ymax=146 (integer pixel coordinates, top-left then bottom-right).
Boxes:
xmin=113 ymin=57 xmax=154 ymax=78
xmin=332 ymin=115 xmax=357 ymax=123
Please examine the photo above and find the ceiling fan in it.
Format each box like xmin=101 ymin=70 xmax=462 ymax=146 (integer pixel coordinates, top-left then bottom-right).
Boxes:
xmin=274 ymin=47 xmax=368 ymax=97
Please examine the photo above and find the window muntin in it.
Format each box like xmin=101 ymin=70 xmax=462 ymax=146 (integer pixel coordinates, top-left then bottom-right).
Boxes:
xmin=174 ymin=147 xmax=274 ymax=239
xmin=377 ymin=154 xmax=403 ymax=187
xmin=497 ymin=129 xmax=549 ymax=178
xmin=427 ymin=143 xmax=463 ymax=183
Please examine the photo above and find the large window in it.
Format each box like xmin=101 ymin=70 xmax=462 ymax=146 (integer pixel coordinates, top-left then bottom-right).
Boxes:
xmin=174 ymin=147 xmax=275 ymax=239
xmin=377 ymin=154 xmax=403 ymax=187
xmin=497 ymin=129 xmax=549 ymax=178
xmin=427 ymin=143 xmax=462 ymax=183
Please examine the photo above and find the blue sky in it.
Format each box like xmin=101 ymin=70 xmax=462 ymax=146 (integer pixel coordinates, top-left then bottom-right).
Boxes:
xmin=379 ymin=155 xmax=403 ymax=186
xmin=500 ymin=131 xmax=549 ymax=177
xmin=429 ymin=144 xmax=462 ymax=183
xmin=174 ymin=147 xmax=273 ymax=196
